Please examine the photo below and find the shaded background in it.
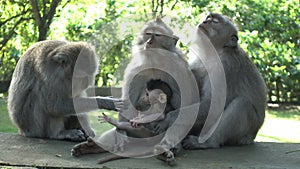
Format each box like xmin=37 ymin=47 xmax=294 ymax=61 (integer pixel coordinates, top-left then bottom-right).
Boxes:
xmin=0 ymin=0 xmax=299 ymax=103
xmin=0 ymin=0 xmax=299 ymax=143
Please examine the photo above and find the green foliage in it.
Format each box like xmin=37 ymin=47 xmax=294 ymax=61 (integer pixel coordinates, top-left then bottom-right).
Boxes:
xmin=188 ymin=0 xmax=300 ymax=102
xmin=0 ymin=99 xmax=18 ymax=133
xmin=0 ymin=0 xmax=299 ymax=102
xmin=0 ymin=0 xmax=35 ymax=81
xmin=220 ymin=0 xmax=300 ymax=103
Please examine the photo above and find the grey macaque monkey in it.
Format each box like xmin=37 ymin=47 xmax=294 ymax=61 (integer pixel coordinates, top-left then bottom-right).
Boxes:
xmin=8 ymin=40 xmax=118 ymax=141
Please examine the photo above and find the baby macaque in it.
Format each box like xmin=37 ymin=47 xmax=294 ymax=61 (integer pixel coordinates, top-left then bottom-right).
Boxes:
xmin=98 ymin=79 xmax=173 ymax=138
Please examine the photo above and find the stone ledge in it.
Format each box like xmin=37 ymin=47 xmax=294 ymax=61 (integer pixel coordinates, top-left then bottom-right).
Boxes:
xmin=0 ymin=133 xmax=299 ymax=169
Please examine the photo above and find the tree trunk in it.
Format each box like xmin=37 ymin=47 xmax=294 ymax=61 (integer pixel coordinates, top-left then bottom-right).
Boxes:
xmin=30 ymin=0 xmax=61 ymax=41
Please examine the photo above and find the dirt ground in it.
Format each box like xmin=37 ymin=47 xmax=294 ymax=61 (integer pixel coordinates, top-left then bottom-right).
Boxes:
xmin=0 ymin=133 xmax=299 ymax=169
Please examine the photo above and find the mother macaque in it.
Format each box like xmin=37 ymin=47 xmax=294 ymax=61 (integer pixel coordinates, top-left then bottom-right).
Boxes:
xmin=182 ymin=13 xmax=267 ymax=149
xmin=71 ymin=18 xmax=199 ymax=164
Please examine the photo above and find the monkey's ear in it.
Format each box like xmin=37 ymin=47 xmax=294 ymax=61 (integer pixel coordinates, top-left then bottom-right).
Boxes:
xmin=173 ymin=35 xmax=179 ymax=45
xmin=225 ymin=34 xmax=238 ymax=48
xmin=51 ymin=52 xmax=68 ymax=65
xmin=158 ymin=93 xmax=167 ymax=103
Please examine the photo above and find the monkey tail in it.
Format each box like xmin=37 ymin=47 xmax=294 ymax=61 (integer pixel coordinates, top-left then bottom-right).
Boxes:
xmin=98 ymin=154 xmax=128 ymax=164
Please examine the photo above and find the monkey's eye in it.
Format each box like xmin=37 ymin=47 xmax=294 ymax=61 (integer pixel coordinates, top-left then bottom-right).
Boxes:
xmin=232 ymin=35 xmax=239 ymax=41
xmin=155 ymin=34 xmax=161 ymax=37
xmin=206 ymin=16 xmax=212 ymax=21
xmin=145 ymin=33 xmax=152 ymax=36
xmin=212 ymin=18 xmax=219 ymax=23
xmin=146 ymin=93 xmax=149 ymax=96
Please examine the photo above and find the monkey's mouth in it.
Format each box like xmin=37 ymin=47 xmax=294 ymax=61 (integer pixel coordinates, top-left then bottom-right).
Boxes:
xmin=198 ymin=25 xmax=208 ymax=35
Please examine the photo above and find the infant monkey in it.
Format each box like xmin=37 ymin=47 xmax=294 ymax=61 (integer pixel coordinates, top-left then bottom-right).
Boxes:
xmin=97 ymin=79 xmax=175 ymax=164
xmin=98 ymin=79 xmax=173 ymax=138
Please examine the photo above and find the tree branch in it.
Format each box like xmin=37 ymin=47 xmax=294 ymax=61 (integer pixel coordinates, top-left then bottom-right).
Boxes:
xmin=170 ymin=0 xmax=178 ymax=11
xmin=43 ymin=0 xmax=47 ymax=18
xmin=30 ymin=0 xmax=42 ymax=26
xmin=0 ymin=8 xmax=30 ymax=27
xmin=60 ymin=0 xmax=69 ymax=10
xmin=46 ymin=0 xmax=61 ymax=26
xmin=151 ymin=0 xmax=155 ymax=13
xmin=160 ymin=0 xmax=164 ymax=16
xmin=155 ymin=0 xmax=159 ymax=13
xmin=0 ymin=17 xmax=31 ymax=51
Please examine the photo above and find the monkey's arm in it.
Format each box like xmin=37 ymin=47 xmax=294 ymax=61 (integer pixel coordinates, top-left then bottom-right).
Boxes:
xmin=105 ymin=117 xmax=155 ymax=138
xmin=131 ymin=112 xmax=165 ymax=124
xmin=96 ymin=96 xmax=120 ymax=110
xmin=49 ymin=97 xmax=119 ymax=116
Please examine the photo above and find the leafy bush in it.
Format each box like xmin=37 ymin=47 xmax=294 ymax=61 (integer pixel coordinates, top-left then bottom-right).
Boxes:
xmin=0 ymin=0 xmax=299 ymax=102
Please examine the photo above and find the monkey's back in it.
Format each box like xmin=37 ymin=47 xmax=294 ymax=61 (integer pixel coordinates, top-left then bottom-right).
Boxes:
xmin=7 ymin=40 xmax=68 ymax=137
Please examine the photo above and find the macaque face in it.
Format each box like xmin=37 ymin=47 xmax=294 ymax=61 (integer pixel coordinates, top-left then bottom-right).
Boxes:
xmin=143 ymin=89 xmax=167 ymax=105
xmin=137 ymin=18 xmax=179 ymax=50
xmin=197 ymin=13 xmax=238 ymax=48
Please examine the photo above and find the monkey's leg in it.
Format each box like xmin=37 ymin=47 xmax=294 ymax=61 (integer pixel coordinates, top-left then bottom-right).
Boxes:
xmin=71 ymin=137 xmax=106 ymax=157
xmin=183 ymin=97 xmax=256 ymax=149
xmin=49 ymin=116 xmax=86 ymax=142
xmin=77 ymin=114 xmax=95 ymax=137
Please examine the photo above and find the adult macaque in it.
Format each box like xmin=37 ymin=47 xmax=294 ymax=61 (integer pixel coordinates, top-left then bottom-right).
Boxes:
xmin=71 ymin=18 xmax=199 ymax=165
xmin=8 ymin=40 xmax=118 ymax=141
xmin=182 ymin=13 xmax=267 ymax=148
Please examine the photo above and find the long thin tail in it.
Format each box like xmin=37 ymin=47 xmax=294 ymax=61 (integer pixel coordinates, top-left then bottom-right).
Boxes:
xmin=98 ymin=154 xmax=128 ymax=164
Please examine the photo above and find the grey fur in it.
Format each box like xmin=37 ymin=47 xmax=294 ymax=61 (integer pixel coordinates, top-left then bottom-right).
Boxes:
xmin=8 ymin=40 xmax=117 ymax=141
xmin=182 ymin=13 xmax=267 ymax=149
xmin=71 ymin=18 xmax=198 ymax=165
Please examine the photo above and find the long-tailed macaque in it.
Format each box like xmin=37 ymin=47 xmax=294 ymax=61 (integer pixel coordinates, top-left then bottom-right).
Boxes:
xmin=8 ymin=40 xmax=118 ymax=141
xmin=181 ymin=13 xmax=267 ymax=148
xmin=71 ymin=18 xmax=198 ymax=165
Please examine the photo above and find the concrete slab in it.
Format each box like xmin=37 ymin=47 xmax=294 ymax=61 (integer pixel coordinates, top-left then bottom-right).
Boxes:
xmin=0 ymin=133 xmax=299 ymax=169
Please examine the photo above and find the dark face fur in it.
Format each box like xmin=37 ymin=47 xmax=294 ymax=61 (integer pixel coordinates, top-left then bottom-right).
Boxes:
xmin=197 ymin=13 xmax=239 ymax=49
xmin=137 ymin=17 xmax=179 ymax=50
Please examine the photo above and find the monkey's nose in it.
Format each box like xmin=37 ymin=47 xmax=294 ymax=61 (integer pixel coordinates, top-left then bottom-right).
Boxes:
xmin=146 ymin=38 xmax=153 ymax=44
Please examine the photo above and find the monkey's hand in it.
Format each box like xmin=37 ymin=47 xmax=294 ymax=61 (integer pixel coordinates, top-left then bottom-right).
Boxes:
xmin=114 ymin=99 xmax=125 ymax=112
xmin=98 ymin=113 xmax=109 ymax=123
xmin=98 ymin=112 xmax=120 ymax=128
xmin=130 ymin=116 xmax=142 ymax=127
xmin=96 ymin=97 xmax=122 ymax=111
xmin=148 ymin=109 xmax=179 ymax=134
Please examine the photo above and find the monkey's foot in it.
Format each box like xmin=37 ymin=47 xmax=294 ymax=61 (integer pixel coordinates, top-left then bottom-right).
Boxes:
xmin=71 ymin=137 xmax=105 ymax=157
xmin=156 ymin=150 xmax=176 ymax=166
xmin=58 ymin=129 xmax=86 ymax=142
xmin=155 ymin=145 xmax=176 ymax=166
xmin=84 ymin=128 xmax=96 ymax=138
